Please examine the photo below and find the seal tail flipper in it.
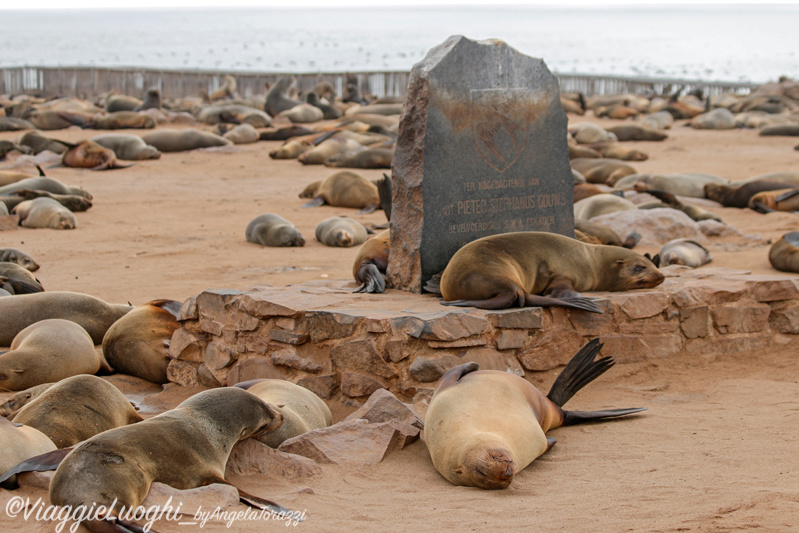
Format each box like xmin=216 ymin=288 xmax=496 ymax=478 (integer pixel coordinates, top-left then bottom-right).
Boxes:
xmin=376 ymin=173 xmax=392 ymax=222
xmin=302 ymin=197 xmax=325 ymax=208
xmin=546 ymin=338 xmax=613 ymax=407
xmin=776 ymin=189 xmax=799 ymax=203
xmin=423 ymin=273 xmax=442 ymax=294
xmin=354 ymin=263 xmax=385 ymax=294
xmin=562 ymin=407 xmax=647 ymax=426
xmin=525 ymin=294 xmax=604 ymax=314
xmin=0 ymin=447 xmax=73 ymax=488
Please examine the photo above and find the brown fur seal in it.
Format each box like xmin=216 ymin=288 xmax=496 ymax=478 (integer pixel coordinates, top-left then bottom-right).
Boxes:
xmin=606 ymin=125 xmax=668 ymax=142
xmin=12 ymin=375 xmax=143 ymax=448
xmin=197 ymin=104 xmax=271 ymax=128
xmin=324 ymin=147 xmax=394 ymax=169
xmin=759 ymin=124 xmax=799 ymax=136
xmin=94 ymin=111 xmax=156 ymax=130
xmin=298 ymin=135 xmax=367 ymax=165
xmin=265 ymin=77 xmax=302 ymax=117
xmin=233 ymin=379 xmax=332 ymax=447
xmin=0 ymin=417 xmax=56 ymax=484
xmin=0 ymin=382 xmax=53 ymax=417
xmin=49 ymin=387 xmax=293 ymax=529
xmin=575 ymin=219 xmax=640 ymax=248
xmin=704 ymin=180 xmax=797 ymax=208
xmin=62 ymin=140 xmax=132 ymax=170
xmin=300 ymin=171 xmax=380 ymax=212
xmin=260 ymin=125 xmax=318 ymax=142
xmin=245 ymin=213 xmax=305 ymax=247
xmin=639 ymin=110 xmax=674 ymax=130
xmin=105 ymin=94 xmax=142 ymax=113
xmin=0 ymin=262 xmax=43 ymax=294
xmin=594 ymin=104 xmax=639 ymax=119
xmin=353 ymin=229 xmax=390 ymax=293
xmin=769 ymin=232 xmax=799 ymax=273
xmin=306 ymin=91 xmax=342 ymax=120
xmin=749 ymin=188 xmax=799 ymax=213
xmin=0 ymin=291 xmax=132 ymax=346
xmin=569 ymin=122 xmax=617 ymax=144
xmin=278 ymin=103 xmax=324 ymax=123
xmin=573 ymin=183 xmax=607 ymax=203
xmin=571 ymin=158 xmax=637 ymax=186
xmin=140 ymin=129 xmax=232 ymax=153
xmin=222 ymin=123 xmax=260 ymax=144
xmin=269 ymin=139 xmax=312 ymax=159
xmin=573 ymin=193 xmax=638 ymax=220
xmin=636 ymin=189 xmax=722 ymax=222
xmin=424 ymin=338 xmax=645 ymax=489
xmin=615 ymin=172 xmax=726 ymax=198
xmin=436 ymin=231 xmax=664 ymax=313
xmin=209 ymin=74 xmax=238 ymax=102
xmin=0 ymin=176 xmax=91 ymax=199
xmin=90 ymin=134 xmax=162 ymax=160
xmin=0 ymin=319 xmax=107 ymax=391
xmin=3 ymin=188 xmax=93 ymax=213
xmin=19 ymin=131 xmax=70 ymax=155
xmin=0 ymin=249 xmax=39 ymax=272
xmin=656 ymin=238 xmax=712 ymax=268
xmin=102 ymin=300 xmax=181 ymax=384
xmin=12 ymin=197 xmax=77 ymax=229
xmin=315 ymin=216 xmax=370 ymax=247
xmin=568 ymin=143 xmax=601 ymax=159
xmin=588 ymin=142 xmax=649 ymax=161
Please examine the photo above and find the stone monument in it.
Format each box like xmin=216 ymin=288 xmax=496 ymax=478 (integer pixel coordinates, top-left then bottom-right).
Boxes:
xmin=387 ymin=35 xmax=574 ymax=293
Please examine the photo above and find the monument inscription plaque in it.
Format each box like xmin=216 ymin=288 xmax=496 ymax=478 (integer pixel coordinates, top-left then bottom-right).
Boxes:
xmin=387 ymin=35 xmax=574 ymax=293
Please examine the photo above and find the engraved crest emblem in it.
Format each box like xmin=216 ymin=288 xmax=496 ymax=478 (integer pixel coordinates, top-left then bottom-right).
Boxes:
xmin=471 ymin=88 xmax=529 ymax=173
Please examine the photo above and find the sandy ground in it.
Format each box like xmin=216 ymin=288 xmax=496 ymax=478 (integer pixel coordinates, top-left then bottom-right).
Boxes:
xmin=1 ymin=113 xmax=798 ymax=532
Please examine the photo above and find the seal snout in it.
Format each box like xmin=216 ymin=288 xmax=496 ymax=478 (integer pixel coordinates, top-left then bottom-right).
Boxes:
xmin=468 ymin=448 xmax=516 ymax=490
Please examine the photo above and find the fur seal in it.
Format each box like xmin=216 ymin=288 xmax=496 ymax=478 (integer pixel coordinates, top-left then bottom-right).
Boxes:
xmin=298 ymin=134 xmax=368 ymax=165
xmin=575 ymin=219 xmax=640 ymax=248
xmin=769 ymin=232 xmax=799 ymax=273
xmin=2 ymin=189 xmax=92 ymax=213
xmin=588 ymin=142 xmax=649 ymax=162
xmin=759 ymin=124 xmax=799 ymax=136
xmin=245 ymin=213 xmax=305 ymax=247
xmin=706 ymin=180 xmax=799 ymax=208
xmin=0 ymin=248 xmax=39 ymax=272
xmin=94 ymin=111 xmax=156 ymax=130
xmin=574 ymin=193 xmax=638 ymax=220
xmin=0 ymin=176 xmax=91 ymax=199
xmin=636 ymin=189 xmax=722 ymax=222
xmin=62 ymin=140 xmax=132 ymax=170
xmin=315 ymin=216 xmax=369 ymax=248
xmin=269 ymin=139 xmax=312 ymax=159
xmin=0 ymin=117 xmax=36 ymax=131
xmin=324 ymin=148 xmax=394 ymax=169
xmin=90 ymin=134 xmax=162 ymax=160
xmin=265 ymin=77 xmax=302 ymax=117
xmin=278 ymin=103 xmax=324 ymax=124
xmin=233 ymin=379 xmax=332 ymax=447
xmin=353 ymin=229 xmax=390 ymax=293
xmin=0 ymin=262 xmax=43 ymax=294
xmin=12 ymin=375 xmax=143 ymax=448
xmin=0 ymin=382 xmax=53 ymax=417
xmin=573 ymin=183 xmax=607 ymax=203
xmin=0 ymin=319 xmax=106 ymax=391
xmin=197 ymin=104 xmax=271 ymax=128
xmin=435 ymin=231 xmax=664 ymax=312
xmin=424 ymin=338 xmax=645 ymax=489
xmin=105 ymin=94 xmax=142 ymax=113
xmin=594 ymin=104 xmax=639 ymax=119
xmin=12 ymin=197 xmax=77 ymax=229
xmin=0 ymin=169 xmax=42 ymax=188
xmin=0 ymin=417 xmax=56 ymax=485
xmin=222 ymin=123 xmax=259 ymax=144
xmin=306 ymin=91 xmax=342 ymax=120
xmin=19 ymin=131 xmax=70 ymax=155
xmin=606 ymin=125 xmax=668 ymax=142
xmin=140 ymin=129 xmax=232 ymax=153
xmin=49 ymin=387 xmax=291 ymax=529
xmin=749 ymin=188 xmax=799 ymax=213
xmin=102 ymin=299 xmax=181 ymax=384
xmin=209 ymin=75 xmax=238 ymax=102
xmin=300 ymin=171 xmax=380 ymax=212
xmin=656 ymin=239 xmax=712 ymax=268
xmin=639 ymin=110 xmax=674 ymax=130
xmin=0 ymin=291 xmax=132 ymax=346
xmin=571 ymin=158 xmax=637 ymax=186
xmin=569 ymin=123 xmax=617 ymax=144
xmin=614 ymin=172 xmax=727 ymax=199
xmin=691 ymin=108 xmax=736 ymax=130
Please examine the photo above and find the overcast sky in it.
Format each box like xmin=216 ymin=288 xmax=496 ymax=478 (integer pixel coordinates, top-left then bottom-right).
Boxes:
xmin=3 ymin=0 xmax=797 ymax=9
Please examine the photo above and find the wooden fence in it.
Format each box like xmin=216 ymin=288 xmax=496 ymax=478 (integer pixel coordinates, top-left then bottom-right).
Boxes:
xmin=0 ymin=66 xmax=759 ymax=101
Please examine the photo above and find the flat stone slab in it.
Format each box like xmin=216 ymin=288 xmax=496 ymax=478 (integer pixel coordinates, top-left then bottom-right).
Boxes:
xmin=169 ymin=268 xmax=799 ymax=398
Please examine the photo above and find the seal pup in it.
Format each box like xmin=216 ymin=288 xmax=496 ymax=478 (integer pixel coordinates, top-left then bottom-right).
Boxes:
xmin=704 ymin=180 xmax=796 ymax=208
xmin=300 ymin=170 xmax=380 ymax=212
xmin=0 ymin=291 xmax=132 ymax=345
xmin=222 ymin=123 xmax=260 ymax=144
xmin=315 ymin=216 xmax=370 ymax=248
xmin=90 ymin=133 xmax=162 ymax=160
xmin=656 ymin=239 xmax=712 ymax=268
xmin=12 ymin=197 xmax=77 ymax=229
xmin=0 ymin=319 xmax=107 ymax=391
xmin=12 ymin=375 xmax=143 ymax=448
xmin=0 ymin=261 xmax=43 ymax=294
xmin=49 ymin=387 xmax=295 ymax=530
xmin=245 ymin=213 xmax=305 ymax=247
xmin=571 ymin=158 xmax=637 ymax=186
xmin=434 ymin=231 xmax=664 ymax=312
xmin=353 ymin=229 xmax=390 ymax=293
xmin=0 ymin=417 xmax=56 ymax=487
xmin=769 ymin=232 xmax=799 ymax=273
xmin=102 ymin=299 xmax=182 ymax=384
xmin=606 ymin=125 xmax=668 ymax=142
xmin=0 ymin=382 xmax=54 ymax=417
xmin=234 ymin=379 xmax=332 ymax=447
xmin=424 ymin=338 xmax=646 ymax=489
xmin=62 ymin=140 xmax=132 ymax=170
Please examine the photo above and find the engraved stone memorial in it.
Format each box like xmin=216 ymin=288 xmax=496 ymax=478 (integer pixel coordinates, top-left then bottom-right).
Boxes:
xmin=387 ymin=35 xmax=574 ymax=293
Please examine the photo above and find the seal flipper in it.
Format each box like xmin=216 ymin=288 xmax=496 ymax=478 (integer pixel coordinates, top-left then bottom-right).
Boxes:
xmin=237 ymin=487 xmax=306 ymax=520
xmin=0 ymin=447 xmax=73 ymax=488
xmin=546 ymin=338 xmax=613 ymax=407
xmin=776 ymin=189 xmax=799 ymax=203
xmin=354 ymin=263 xmax=385 ymax=293
xmin=423 ymin=273 xmax=443 ymax=294
xmin=524 ymin=294 xmax=604 ymax=314
xmin=562 ymin=407 xmax=647 ymax=426
xmin=434 ymin=362 xmax=480 ymax=395
xmin=302 ymin=197 xmax=326 ymax=208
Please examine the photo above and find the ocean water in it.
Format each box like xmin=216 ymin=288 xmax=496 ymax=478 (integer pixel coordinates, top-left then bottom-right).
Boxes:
xmin=2 ymin=5 xmax=798 ymax=83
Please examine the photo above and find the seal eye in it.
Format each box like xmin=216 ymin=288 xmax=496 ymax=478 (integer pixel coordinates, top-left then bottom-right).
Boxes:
xmin=633 ymin=265 xmax=646 ymax=273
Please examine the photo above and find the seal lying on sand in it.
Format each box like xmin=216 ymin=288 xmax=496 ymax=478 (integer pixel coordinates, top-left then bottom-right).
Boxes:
xmin=245 ymin=214 xmax=305 ymax=247
xmin=424 ymin=338 xmax=645 ymax=489
xmin=0 ymin=417 xmax=56 ymax=487
xmin=769 ymin=232 xmax=799 ymax=273
xmin=431 ymin=231 xmax=664 ymax=313
xmin=315 ymin=216 xmax=369 ymax=248
xmin=12 ymin=197 xmax=77 ymax=229
xmin=300 ymin=171 xmax=380 ymax=212
xmin=48 ymin=387 xmax=297 ymax=531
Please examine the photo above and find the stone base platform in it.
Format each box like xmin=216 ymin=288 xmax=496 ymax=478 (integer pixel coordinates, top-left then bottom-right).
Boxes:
xmin=166 ymin=267 xmax=799 ymax=402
